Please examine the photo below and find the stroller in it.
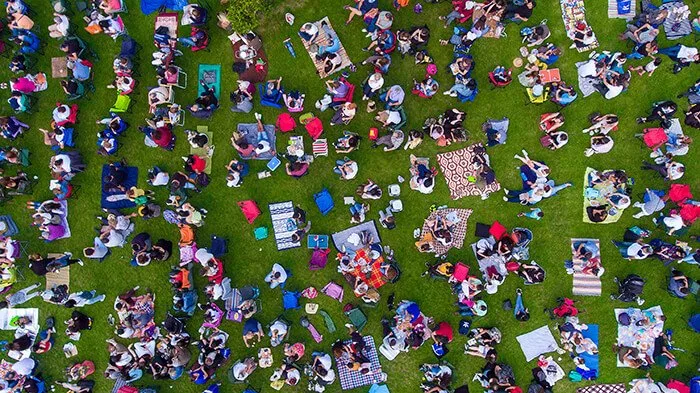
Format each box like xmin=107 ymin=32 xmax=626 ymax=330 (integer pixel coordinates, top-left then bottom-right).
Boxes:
xmin=612 ymin=274 xmax=645 ymax=303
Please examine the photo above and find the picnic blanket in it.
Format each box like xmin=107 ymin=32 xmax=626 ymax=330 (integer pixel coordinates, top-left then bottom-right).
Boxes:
xmin=299 ymin=17 xmax=352 ymax=78
xmin=236 ymin=123 xmax=276 ymax=160
xmin=231 ymin=39 xmax=268 ymax=83
xmin=484 ymin=118 xmax=509 ymax=145
xmin=198 ymin=64 xmax=221 ymax=100
xmin=141 ymin=0 xmax=186 ymax=14
xmin=0 ymin=308 xmax=39 ymax=332
xmin=575 ymin=60 xmax=598 ymax=97
xmin=660 ymin=1 xmax=691 ymax=40
xmin=576 ymin=384 xmax=625 ymax=393
xmin=155 ymin=12 xmax=178 ymax=38
xmin=571 ymin=239 xmax=602 ymax=296
xmin=540 ymin=357 xmax=566 ymax=386
xmin=332 ymin=221 xmax=381 ymax=252
xmin=335 ymin=335 xmax=383 ymax=390
xmin=615 ymin=306 xmax=664 ymax=367
xmin=582 ymin=167 xmax=629 ymax=224
xmin=578 ymin=324 xmax=599 ymax=378
xmin=269 ymin=201 xmax=301 ymax=251
xmin=516 ymin=325 xmax=559 ymax=362
xmin=560 ymin=0 xmax=599 ymax=52
xmin=190 ymin=126 xmax=213 ymax=174
xmin=45 ymin=263 xmax=70 ymax=291
xmin=608 ymin=0 xmax=636 ymax=19
xmin=101 ymin=165 xmax=138 ymax=209
xmin=419 ymin=208 xmax=472 ymax=256
xmin=436 ymin=144 xmax=501 ymax=200
xmin=52 ymin=200 xmax=71 ymax=241
xmin=0 ymin=215 xmax=19 ymax=237
xmin=472 ymin=5 xmax=505 ymax=38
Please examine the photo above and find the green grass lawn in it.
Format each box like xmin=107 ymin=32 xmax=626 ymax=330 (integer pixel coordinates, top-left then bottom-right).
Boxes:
xmin=1 ymin=0 xmax=699 ymax=392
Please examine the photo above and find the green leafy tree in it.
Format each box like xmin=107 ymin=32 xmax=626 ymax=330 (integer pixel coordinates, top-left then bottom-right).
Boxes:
xmin=226 ymin=0 xmax=270 ymax=33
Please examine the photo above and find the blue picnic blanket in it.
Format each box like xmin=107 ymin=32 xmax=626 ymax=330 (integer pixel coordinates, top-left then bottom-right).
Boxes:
xmin=140 ymin=0 xmax=187 ymax=14
xmin=578 ymin=324 xmax=599 ymax=379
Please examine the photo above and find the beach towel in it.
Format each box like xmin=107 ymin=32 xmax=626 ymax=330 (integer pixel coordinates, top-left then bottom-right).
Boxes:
xmin=0 ymin=216 xmax=19 ymax=237
xmin=560 ymin=0 xmax=599 ymax=52
xmin=576 ymin=384 xmax=625 ymax=393
xmin=198 ymin=64 xmax=221 ymax=100
xmin=299 ymin=17 xmax=352 ymax=78
xmin=238 ymin=200 xmax=261 ymax=224
xmin=190 ymin=126 xmax=213 ymax=174
xmin=45 ymin=255 xmax=70 ymax=291
xmin=269 ymin=201 xmax=301 ymax=251
xmin=101 ymin=165 xmax=138 ymax=209
xmin=332 ymin=221 xmax=381 ymax=252
xmin=419 ymin=209 xmax=472 ymax=256
xmin=141 ymin=0 xmax=186 ymax=14
xmin=516 ymin=325 xmax=559 ymax=361
xmin=571 ymin=239 xmax=602 ymax=296
xmin=436 ymin=144 xmax=501 ymax=200
xmin=0 ymin=308 xmax=39 ymax=330
xmin=615 ymin=306 xmax=664 ymax=367
xmin=154 ymin=12 xmax=178 ymax=38
xmin=335 ymin=336 xmax=383 ymax=390
xmin=582 ymin=167 xmax=629 ymax=224
xmin=608 ymin=0 xmax=636 ymax=19
xmin=578 ymin=324 xmax=599 ymax=378
xmin=660 ymin=1 xmax=691 ymax=40
xmin=236 ymin=123 xmax=276 ymax=160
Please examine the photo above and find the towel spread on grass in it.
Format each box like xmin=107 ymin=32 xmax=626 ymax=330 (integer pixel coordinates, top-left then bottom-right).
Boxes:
xmin=615 ymin=306 xmax=664 ymax=367
xmin=0 ymin=308 xmax=39 ymax=331
xmin=336 ymin=335 xmax=383 ymax=390
xmin=570 ymin=238 xmax=602 ymax=296
xmin=419 ymin=208 xmax=472 ymax=256
xmin=190 ymin=126 xmax=213 ymax=174
xmin=660 ymin=1 xmax=691 ymax=40
xmin=436 ymin=144 xmax=501 ymax=200
xmin=45 ymin=254 xmax=70 ymax=291
xmin=155 ymin=12 xmax=178 ymax=38
xmin=516 ymin=325 xmax=559 ymax=362
xmin=578 ymin=324 xmax=599 ymax=378
xmin=332 ymin=221 xmax=381 ymax=252
xmin=560 ymin=0 xmax=599 ymax=52
xmin=608 ymin=0 xmax=636 ymax=19
xmin=198 ymin=64 xmax=221 ymax=100
xmin=582 ymin=167 xmax=629 ymax=224
xmin=269 ymin=201 xmax=301 ymax=251
xmin=299 ymin=17 xmax=352 ymax=78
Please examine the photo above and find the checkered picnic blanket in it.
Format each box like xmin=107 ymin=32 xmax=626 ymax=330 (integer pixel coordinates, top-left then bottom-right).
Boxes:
xmin=299 ymin=17 xmax=352 ymax=78
xmin=576 ymin=384 xmax=625 ymax=393
xmin=335 ymin=336 xmax=383 ymax=390
xmin=420 ymin=208 xmax=472 ymax=256
xmin=351 ymin=258 xmax=386 ymax=293
xmin=436 ymin=144 xmax=501 ymax=200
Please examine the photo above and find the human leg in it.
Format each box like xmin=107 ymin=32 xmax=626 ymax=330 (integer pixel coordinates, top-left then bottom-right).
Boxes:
xmin=513 ymin=291 xmax=525 ymax=317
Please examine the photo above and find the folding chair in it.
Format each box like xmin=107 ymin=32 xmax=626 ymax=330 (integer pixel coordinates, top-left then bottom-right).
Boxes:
xmin=344 ymin=307 xmax=367 ymax=332
xmin=110 ymin=94 xmax=131 ymax=113
xmin=312 ymin=139 xmax=328 ymax=157
xmin=159 ymin=66 xmax=187 ymax=89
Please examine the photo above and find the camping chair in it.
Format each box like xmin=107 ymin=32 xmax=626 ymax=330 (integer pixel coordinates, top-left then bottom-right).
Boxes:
xmin=488 ymin=69 xmax=513 ymax=88
xmin=67 ymin=80 xmax=95 ymax=101
xmin=312 ymin=139 xmax=328 ymax=157
xmin=526 ymin=86 xmax=550 ymax=104
xmin=344 ymin=307 xmax=367 ymax=332
xmin=258 ymin=84 xmax=283 ymax=109
xmin=282 ymin=290 xmax=301 ymax=310
xmin=160 ymin=66 xmax=187 ymax=89
xmin=109 ymin=94 xmax=131 ymax=113
xmin=313 ymin=188 xmax=334 ymax=216
xmin=389 ymin=106 xmax=407 ymax=130
xmin=65 ymin=35 xmax=99 ymax=61
xmin=331 ymin=77 xmax=355 ymax=107
xmin=268 ymin=315 xmax=292 ymax=345
xmin=319 ymin=309 xmax=336 ymax=333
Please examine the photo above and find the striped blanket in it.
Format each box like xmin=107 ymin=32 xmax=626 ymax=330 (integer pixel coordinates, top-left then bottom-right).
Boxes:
xmin=269 ymin=201 xmax=301 ymax=251
xmin=571 ymin=239 xmax=602 ymax=296
xmin=660 ymin=1 xmax=691 ymax=40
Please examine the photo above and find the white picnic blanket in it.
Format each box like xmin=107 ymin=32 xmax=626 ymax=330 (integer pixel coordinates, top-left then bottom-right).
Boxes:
xmin=517 ymin=325 xmax=559 ymax=362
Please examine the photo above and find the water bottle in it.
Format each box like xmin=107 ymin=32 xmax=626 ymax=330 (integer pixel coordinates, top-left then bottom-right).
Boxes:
xmin=283 ymin=38 xmax=296 ymax=58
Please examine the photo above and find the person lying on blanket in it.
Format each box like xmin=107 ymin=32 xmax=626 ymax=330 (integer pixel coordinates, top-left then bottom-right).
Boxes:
xmin=569 ymin=22 xmax=597 ymax=50
xmin=316 ymin=20 xmax=341 ymax=56
xmin=188 ymin=81 xmax=219 ymax=119
xmin=298 ymin=22 xmax=320 ymax=43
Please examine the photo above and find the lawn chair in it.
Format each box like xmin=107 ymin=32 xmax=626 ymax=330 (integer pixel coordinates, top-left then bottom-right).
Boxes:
xmin=160 ymin=66 xmax=188 ymax=89
xmin=388 ymin=106 xmax=406 ymax=131
xmin=282 ymin=290 xmax=300 ymax=310
xmin=313 ymin=188 xmax=334 ymax=216
xmin=526 ymin=86 xmax=550 ymax=104
xmin=344 ymin=306 xmax=367 ymax=332
xmin=268 ymin=315 xmax=292 ymax=346
xmin=312 ymin=139 xmax=328 ymax=157
xmin=319 ymin=309 xmax=336 ymax=333
xmin=110 ymin=94 xmax=131 ymax=113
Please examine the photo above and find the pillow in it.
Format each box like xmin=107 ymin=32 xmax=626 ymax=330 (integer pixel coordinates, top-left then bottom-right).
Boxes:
xmin=489 ymin=221 xmax=507 ymax=240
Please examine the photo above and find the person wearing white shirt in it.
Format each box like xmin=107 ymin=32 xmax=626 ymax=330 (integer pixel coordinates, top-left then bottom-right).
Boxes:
xmin=264 ymin=263 xmax=288 ymax=289
xmin=48 ymin=13 xmax=69 ymax=38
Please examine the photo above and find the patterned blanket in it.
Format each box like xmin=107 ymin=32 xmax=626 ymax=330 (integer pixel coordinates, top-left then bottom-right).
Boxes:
xmin=436 ymin=144 xmax=501 ymax=200
xmin=615 ymin=306 xmax=664 ymax=367
xmin=576 ymin=384 xmax=625 ymax=393
xmin=560 ymin=0 xmax=599 ymax=52
xmin=608 ymin=0 xmax=636 ymax=19
xmin=300 ymin=17 xmax=352 ymax=78
xmin=336 ymin=336 xmax=384 ymax=390
xmin=419 ymin=208 xmax=472 ymax=256
xmin=660 ymin=1 xmax=692 ymax=40
xmin=269 ymin=201 xmax=301 ymax=251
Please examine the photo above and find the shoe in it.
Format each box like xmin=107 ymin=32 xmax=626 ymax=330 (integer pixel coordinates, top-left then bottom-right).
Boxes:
xmin=254 ymin=112 xmax=262 ymax=120
xmin=503 ymin=196 xmax=508 ymax=202
xmin=77 ymin=259 xmax=84 ymax=266
xmin=516 ymin=288 xmax=522 ymax=295
xmin=636 ymin=117 xmax=644 ymax=124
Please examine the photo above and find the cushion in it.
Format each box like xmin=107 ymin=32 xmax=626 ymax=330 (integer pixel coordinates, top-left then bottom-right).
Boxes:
xmin=452 ymin=262 xmax=469 ymax=282
xmin=238 ymin=200 xmax=261 ymax=224
xmin=276 ymin=113 xmax=296 ymax=132
xmin=489 ymin=221 xmax=507 ymax=240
